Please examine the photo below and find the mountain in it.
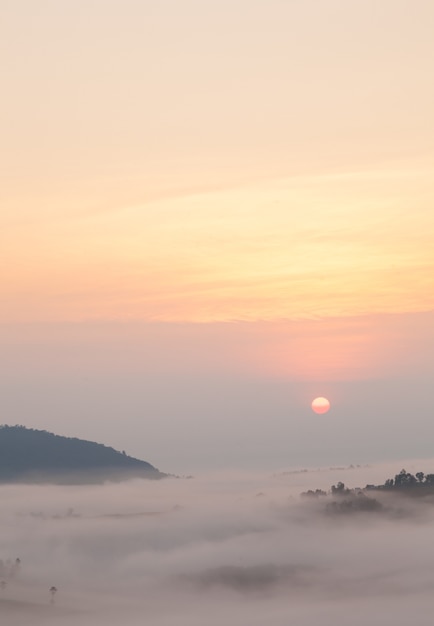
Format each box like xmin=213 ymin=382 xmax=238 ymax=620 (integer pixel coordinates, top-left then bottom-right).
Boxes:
xmin=0 ymin=425 xmax=166 ymax=483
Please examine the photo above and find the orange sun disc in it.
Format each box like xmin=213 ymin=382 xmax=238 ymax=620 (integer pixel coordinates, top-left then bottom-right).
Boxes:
xmin=311 ymin=397 xmax=330 ymax=414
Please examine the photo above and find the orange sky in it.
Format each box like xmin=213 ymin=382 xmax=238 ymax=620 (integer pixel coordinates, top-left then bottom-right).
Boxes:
xmin=2 ymin=164 xmax=434 ymax=326
xmin=2 ymin=0 xmax=434 ymax=384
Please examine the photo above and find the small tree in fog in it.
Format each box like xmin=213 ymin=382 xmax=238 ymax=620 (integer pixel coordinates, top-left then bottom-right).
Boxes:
xmin=416 ymin=472 xmax=424 ymax=483
xmin=49 ymin=586 xmax=57 ymax=604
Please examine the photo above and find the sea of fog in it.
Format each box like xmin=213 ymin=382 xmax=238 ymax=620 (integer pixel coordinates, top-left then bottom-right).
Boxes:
xmin=1 ymin=459 xmax=434 ymax=626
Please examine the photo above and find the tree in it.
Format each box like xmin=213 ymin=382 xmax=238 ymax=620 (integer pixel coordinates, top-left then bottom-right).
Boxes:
xmin=416 ymin=472 xmax=425 ymax=483
xmin=331 ymin=481 xmax=350 ymax=495
xmin=49 ymin=586 xmax=57 ymax=605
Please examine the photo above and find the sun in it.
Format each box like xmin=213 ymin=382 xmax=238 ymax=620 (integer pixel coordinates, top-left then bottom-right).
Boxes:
xmin=311 ymin=397 xmax=330 ymax=414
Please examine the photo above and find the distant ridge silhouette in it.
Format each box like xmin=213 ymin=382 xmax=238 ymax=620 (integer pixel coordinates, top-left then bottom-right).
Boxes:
xmin=0 ymin=425 xmax=166 ymax=483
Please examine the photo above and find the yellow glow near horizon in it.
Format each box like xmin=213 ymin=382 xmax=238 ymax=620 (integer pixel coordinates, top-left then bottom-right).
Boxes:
xmin=2 ymin=165 xmax=434 ymax=324
xmin=2 ymin=1 xmax=434 ymax=332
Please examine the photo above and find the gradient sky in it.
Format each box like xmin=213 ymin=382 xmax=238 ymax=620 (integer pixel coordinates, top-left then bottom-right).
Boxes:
xmin=1 ymin=0 xmax=434 ymax=473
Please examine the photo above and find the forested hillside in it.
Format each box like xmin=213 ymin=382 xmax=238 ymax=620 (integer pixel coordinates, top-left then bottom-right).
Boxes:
xmin=0 ymin=425 xmax=165 ymax=483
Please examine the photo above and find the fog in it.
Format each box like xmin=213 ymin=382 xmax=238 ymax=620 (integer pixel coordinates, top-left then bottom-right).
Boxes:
xmin=1 ymin=462 xmax=434 ymax=625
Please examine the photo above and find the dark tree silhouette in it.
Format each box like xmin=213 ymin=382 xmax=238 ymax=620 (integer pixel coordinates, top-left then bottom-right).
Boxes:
xmin=49 ymin=586 xmax=57 ymax=604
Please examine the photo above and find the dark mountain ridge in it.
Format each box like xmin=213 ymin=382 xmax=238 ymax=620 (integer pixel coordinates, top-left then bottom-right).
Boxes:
xmin=0 ymin=425 xmax=166 ymax=483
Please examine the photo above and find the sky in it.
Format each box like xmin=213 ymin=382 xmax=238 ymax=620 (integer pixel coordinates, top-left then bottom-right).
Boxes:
xmin=1 ymin=0 xmax=434 ymax=474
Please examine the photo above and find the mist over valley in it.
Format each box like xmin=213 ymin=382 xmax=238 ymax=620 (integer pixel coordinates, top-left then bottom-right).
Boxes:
xmin=2 ymin=461 xmax=434 ymax=625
